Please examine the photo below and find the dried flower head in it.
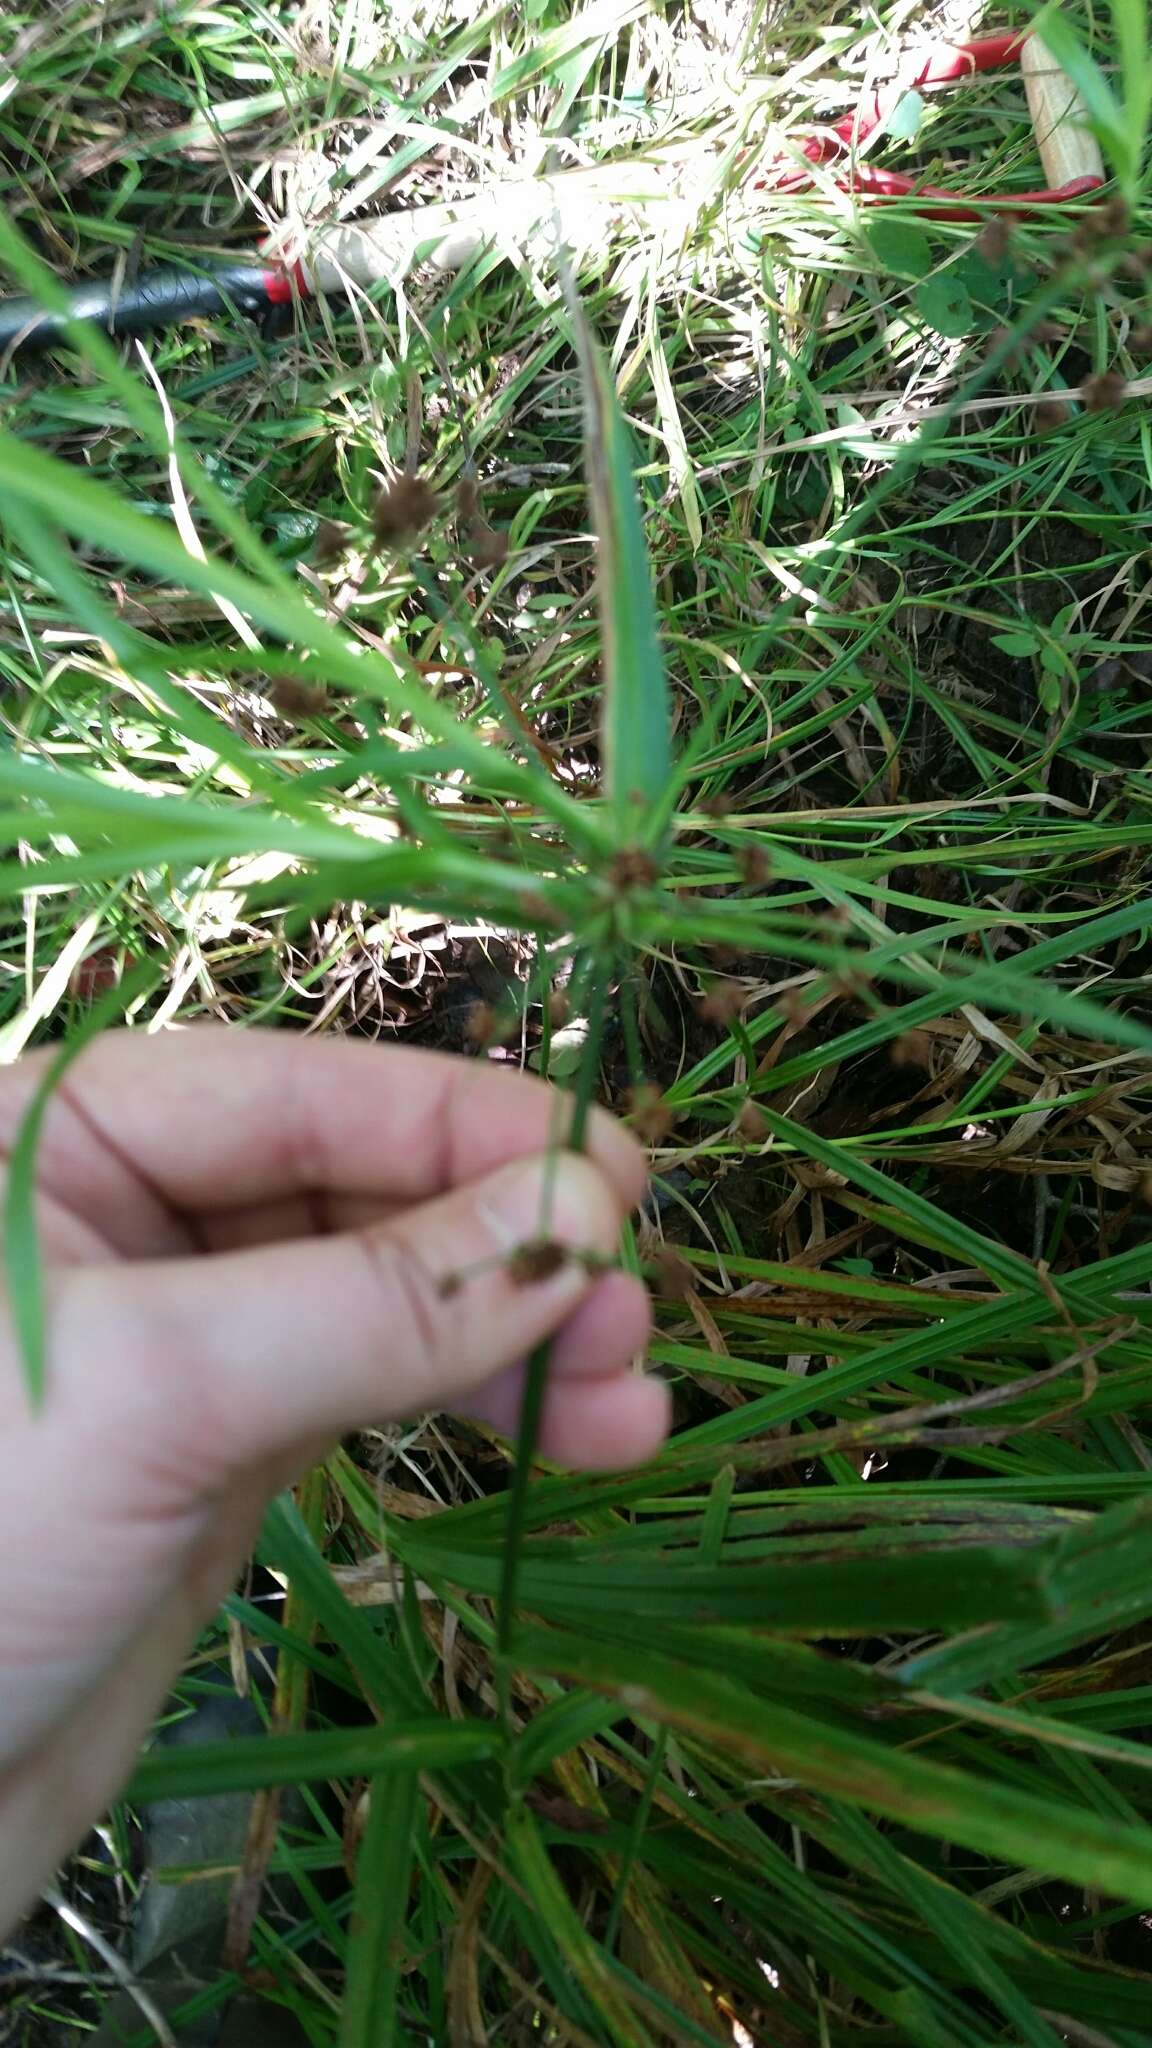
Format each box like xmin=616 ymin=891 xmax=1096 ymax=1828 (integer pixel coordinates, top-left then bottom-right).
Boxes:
xmin=469 ymin=522 xmax=509 ymax=571
xmin=265 ymin=674 xmax=329 ymax=719
xmin=652 ymin=1244 xmax=695 ymax=1300
xmin=518 ymin=890 xmax=553 ymax=927
xmin=736 ymin=1097 xmax=768 ymax=1144
xmin=699 ymin=792 xmax=732 ymax=819
xmin=608 ymin=846 xmax=661 ymax=892
xmin=312 ymin=517 xmax=354 ymax=566
xmin=1033 ymin=398 xmax=1070 ymax=434
xmin=455 ymin=475 xmax=480 ymax=524
xmin=977 ymin=216 xmax=1012 ymax=266
xmin=547 ymin=988 xmax=570 ymax=1028
xmin=779 ymin=988 xmax=817 ymax=1031
xmin=1093 ymin=195 xmax=1131 ymax=240
xmin=465 ymin=1000 xmax=497 ymax=1048
xmin=371 ymin=473 xmax=440 ymax=549
xmin=1082 ymin=370 xmax=1128 ymax=413
xmin=697 ymin=977 xmax=746 ymax=1027
xmin=507 ymin=1238 xmax=569 ymax=1287
xmin=737 ymin=843 xmax=771 ymax=888
xmin=626 ymin=1082 xmax=677 ymax=1145
xmin=890 ymin=1029 xmax=934 ymax=1071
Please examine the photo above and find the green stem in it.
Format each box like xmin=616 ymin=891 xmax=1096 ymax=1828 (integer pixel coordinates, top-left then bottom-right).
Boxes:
xmin=496 ymin=958 xmax=609 ymax=1704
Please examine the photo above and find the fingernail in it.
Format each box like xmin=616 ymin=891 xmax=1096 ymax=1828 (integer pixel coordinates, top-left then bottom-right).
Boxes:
xmin=481 ymin=1153 xmax=617 ymax=1262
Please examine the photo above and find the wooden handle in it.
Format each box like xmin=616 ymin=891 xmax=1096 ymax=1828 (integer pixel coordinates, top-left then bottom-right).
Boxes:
xmin=1020 ymin=35 xmax=1105 ymax=190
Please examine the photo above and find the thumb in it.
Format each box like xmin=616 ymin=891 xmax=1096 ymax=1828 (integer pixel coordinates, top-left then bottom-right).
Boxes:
xmin=52 ymin=1151 xmax=629 ymax=1488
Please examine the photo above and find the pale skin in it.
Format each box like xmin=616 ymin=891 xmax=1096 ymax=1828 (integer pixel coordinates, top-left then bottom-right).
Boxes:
xmin=0 ymin=1028 xmax=669 ymax=1933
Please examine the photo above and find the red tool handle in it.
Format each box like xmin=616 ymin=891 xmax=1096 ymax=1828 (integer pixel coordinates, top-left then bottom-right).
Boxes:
xmin=773 ymin=30 xmax=1105 ymax=217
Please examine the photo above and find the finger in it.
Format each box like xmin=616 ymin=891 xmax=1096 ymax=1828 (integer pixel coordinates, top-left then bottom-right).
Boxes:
xmin=50 ymin=1151 xmax=632 ymax=1490
xmin=466 ymin=1271 xmax=666 ymax=1469
xmin=467 ymin=1269 xmax=653 ymax=1424
xmin=4 ymin=1028 xmax=645 ymax=1258
xmin=0 ymin=1474 xmax=266 ymax=1922
xmin=536 ymin=1372 xmax=671 ymax=1469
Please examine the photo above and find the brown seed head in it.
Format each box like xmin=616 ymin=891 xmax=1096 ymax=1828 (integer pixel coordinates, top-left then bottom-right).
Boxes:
xmin=1082 ymin=370 xmax=1128 ymax=413
xmin=697 ymin=977 xmax=746 ymax=1027
xmin=652 ymin=1244 xmax=695 ymax=1300
xmin=1131 ymin=324 xmax=1152 ymax=356
xmin=265 ymin=674 xmax=329 ymax=719
xmin=1094 ymin=195 xmax=1132 ymax=239
xmin=469 ymin=522 xmax=509 ymax=571
xmin=455 ymin=475 xmax=480 ymax=523
xmin=312 ymin=517 xmax=354 ymax=566
xmin=699 ymin=792 xmax=732 ymax=819
xmin=779 ymin=988 xmax=816 ymax=1031
xmin=507 ymin=1238 xmax=569 ymax=1287
xmin=1033 ymin=397 xmax=1070 ymax=434
xmin=736 ymin=1098 xmax=768 ymax=1144
xmin=465 ymin=1000 xmax=497 ymax=1048
xmin=519 ymin=890 xmax=553 ymax=927
xmin=890 ymin=1029 xmax=934 ymax=1071
xmin=371 ymin=473 xmax=440 ymax=548
xmin=547 ymin=989 xmax=570 ymax=1028
xmin=737 ymin=843 xmax=771 ymax=888
xmin=608 ymin=846 xmax=661 ymax=892
xmin=977 ymin=216 xmax=1012 ymax=266
xmin=626 ymin=1082 xmax=676 ymax=1145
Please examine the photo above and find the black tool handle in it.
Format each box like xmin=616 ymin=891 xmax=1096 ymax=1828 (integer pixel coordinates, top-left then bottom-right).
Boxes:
xmin=0 ymin=263 xmax=280 ymax=358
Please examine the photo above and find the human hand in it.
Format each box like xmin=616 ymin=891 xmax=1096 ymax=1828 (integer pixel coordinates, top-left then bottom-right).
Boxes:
xmin=0 ymin=1027 xmax=666 ymax=1929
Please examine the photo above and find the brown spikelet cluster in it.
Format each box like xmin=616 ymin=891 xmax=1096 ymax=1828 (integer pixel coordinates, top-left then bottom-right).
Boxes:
xmin=608 ymin=847 xmax=662 ymax=892
xmin=264 ymin=674 xmax=329 ymax=719
xmin=652 ymin=1244 xmax=695 ymax=1300
xmin=455 ymin=475 xmax=509 ymax=572
xmin=626 ymin=1083 xmax=677 ymax=1145
xmin=696 ymin=978 xmax=746 ymax=1027
xmin=890 ymin=1029 xmax=934 ymax=1071
xmin=737 ymin=843 xmax=771 ymax=888
xmin=371 ymin=473 xmax=440 ymax=549
xmin=465 ymin=1000 xmax=497 ymax=1049
xmin=777 ymin=988 xmax=814 ymax=1031
xmin=506 ymin=1238 xmax=569 ymax=1287
xmin=518 ymin=890 xmax=553 ymax=927
xmin=976 ymin=216 xmax=1012 ymax=266
xmin=312 ymin=517 xmax=354 ymax=566
xmin=1033 ymin=398 xmax=1070 ymax=434
xmin=1073 ymin=196 xmax=1131 ymax=253
xmin=736 ymin=1098 xmax=768 ymax=1144
xmin=1082 ymin=370 xmax=1128 ymax=414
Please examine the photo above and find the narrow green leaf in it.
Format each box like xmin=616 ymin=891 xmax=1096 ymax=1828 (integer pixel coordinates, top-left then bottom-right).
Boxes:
xmin=516 ymin=1627 xmax=1152 ymax=1907
xmin=3 ymin=958 xmax=160 ymax=1405
xmin=505 ymin=1803 xmax=649 ymax=2047
xmin=339 ymin=1769 xmax=419 ymax=2048
xmin=127 ymin=1720 xmax=498 ymax=1803
xmin=561 ymin=272 xmax=673 ymax=846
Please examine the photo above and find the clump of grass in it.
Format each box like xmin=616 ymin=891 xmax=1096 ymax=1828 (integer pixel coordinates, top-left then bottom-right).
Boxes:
xmin=3 ymin=0 xmax=1152 ymax=2042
